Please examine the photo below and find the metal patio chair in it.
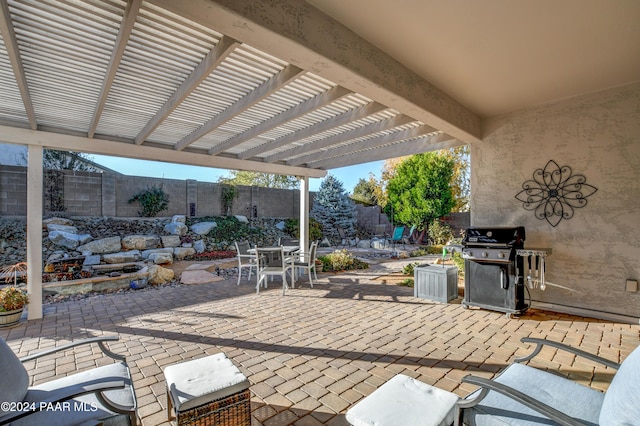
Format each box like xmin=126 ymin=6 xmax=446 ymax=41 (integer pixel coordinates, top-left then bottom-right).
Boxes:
xmin=292 ymin=240 xmax=319 ymax=287
xmin=0 ymin=335 xmax=138 ymax=425
xmin=255 ymin=246 xmax=295 ymax=295
xmin=235 ymin=241 xmax=257 ymax=286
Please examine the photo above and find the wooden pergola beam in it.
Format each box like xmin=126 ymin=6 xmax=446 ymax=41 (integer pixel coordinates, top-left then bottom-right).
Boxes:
xmin=135 ymin=35 xmax=240 ymax=145
xmin=307 ymin=133 xmax=463 ymax=169
xmin=262 ymin=102 xmax=387 ymax=163
xmin=285 ymin=115 xmax=422 ymax=166
xmin=235 ymin=85 xmax=352 ymax=159
xmin=88 ymin=0 xmax=142 ymax=138
xmin=0 ymin=0 xmax=37 ymax=129
xmin=174 ymin=65 xmax=305 ymax=152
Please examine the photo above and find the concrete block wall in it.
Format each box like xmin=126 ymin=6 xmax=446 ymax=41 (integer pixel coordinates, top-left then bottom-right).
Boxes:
xmin=0 ymin=166 xmax=27 ymax=216
xmin=64 ymin=171 xmax=102 ymax=216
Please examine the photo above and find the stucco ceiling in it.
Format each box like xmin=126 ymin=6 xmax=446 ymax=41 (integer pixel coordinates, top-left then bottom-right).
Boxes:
xmin=306 ymin=0 xmax=640 ymax=117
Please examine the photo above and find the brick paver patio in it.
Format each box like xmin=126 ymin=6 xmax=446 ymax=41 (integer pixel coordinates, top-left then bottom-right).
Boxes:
xmin=2 ymin=259 xmax=638 ymax=425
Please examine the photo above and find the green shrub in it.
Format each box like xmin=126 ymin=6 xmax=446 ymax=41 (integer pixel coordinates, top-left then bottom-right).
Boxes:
xmin=187 ymin=216 xmax=264 ymax=250
xmin=452 ymin=251 xmax=465 ymax=276
xmin=283 ymin=217 xmax=323 ymax=242
xmin=398 ymin=278 xmax=414 ymax=287
xmin=428 ymin=219 xmax=453 ymax=245
xmin=128 ymin=186 xmax=169 ymax=217
xmin=402 ymin=262 xmax=419 ymax=275
xmin=318 ymin=249 xmax=368 ymax=272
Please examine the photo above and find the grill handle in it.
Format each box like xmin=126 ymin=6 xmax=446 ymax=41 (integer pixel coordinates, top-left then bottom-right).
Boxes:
xmin=500 ymin=268 xmax=508 ymax=289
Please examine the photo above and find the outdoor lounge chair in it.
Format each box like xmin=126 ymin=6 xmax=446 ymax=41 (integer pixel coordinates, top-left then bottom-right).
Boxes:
xmin=346 ymin=337 xmax=640 ymax=426
xmin=0 ymin=335 xmax=138 ymax=425
xmin=389 ymin=226 xmax=405 ymax=250
xmin=335 ymin=225 xmax=354 ymax=247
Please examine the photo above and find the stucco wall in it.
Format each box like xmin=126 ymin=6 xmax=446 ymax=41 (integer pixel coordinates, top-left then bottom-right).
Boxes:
xmin=473 ymin=82 xmax=640 ymax=319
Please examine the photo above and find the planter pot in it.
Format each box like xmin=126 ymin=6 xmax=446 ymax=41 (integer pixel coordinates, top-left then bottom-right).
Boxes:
xmin=0 ymin=308 xmax=24 ymax=328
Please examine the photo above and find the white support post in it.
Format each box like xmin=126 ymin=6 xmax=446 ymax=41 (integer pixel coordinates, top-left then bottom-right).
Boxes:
xmin=26 ymin=144 xmax=43 ymax=320
xmin=299 ymin=176 xmax=310 ymax=257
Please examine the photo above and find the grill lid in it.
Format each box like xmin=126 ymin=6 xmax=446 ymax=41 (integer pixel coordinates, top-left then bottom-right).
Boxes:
xmin=463 ymin=226 xmax=525 ymax=248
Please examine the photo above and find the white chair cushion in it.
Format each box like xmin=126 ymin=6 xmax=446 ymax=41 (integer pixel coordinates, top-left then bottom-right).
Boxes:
xmin=164 ymin=353 xmax=250 ymax=412
xmin=346 ymin=374 xmax=459 ymax=426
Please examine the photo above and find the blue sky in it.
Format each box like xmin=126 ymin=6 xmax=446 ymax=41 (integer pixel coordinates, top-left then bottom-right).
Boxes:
xmin=92 ymin=154 xmax=383 ymax=193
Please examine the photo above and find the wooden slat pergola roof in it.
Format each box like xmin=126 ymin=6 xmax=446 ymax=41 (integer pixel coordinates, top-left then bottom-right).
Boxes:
xmin=0 ymin=0 xmax=477 ymax=178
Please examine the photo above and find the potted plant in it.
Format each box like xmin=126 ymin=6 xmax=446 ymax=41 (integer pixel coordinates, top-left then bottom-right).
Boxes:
xmin=0 ymin=262 xmax=29 ymax=327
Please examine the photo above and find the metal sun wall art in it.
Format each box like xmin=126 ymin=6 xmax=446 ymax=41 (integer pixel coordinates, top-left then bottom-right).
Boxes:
xmin=515 ymin=160 xmax=598 ymax=227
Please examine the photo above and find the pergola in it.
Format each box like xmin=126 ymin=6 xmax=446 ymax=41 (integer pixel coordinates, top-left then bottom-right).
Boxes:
xmin=2 ymin=0 xmax=638 ymax=320
xmin=0 ymin=0 xmax=476 ymax=319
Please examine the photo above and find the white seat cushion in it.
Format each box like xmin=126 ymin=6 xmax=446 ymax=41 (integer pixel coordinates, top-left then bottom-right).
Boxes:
xmin=164 ymin=353 xmax=250 ymax=412
xmin=346 ymin=374 xmax=459 ymax=426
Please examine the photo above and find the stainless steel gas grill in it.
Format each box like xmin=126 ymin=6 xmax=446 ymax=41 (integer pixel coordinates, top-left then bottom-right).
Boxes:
xmin=461 ymin=226 xmax=528 ymax=317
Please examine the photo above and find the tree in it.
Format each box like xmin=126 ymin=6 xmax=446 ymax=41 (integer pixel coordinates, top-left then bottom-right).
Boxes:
xmin=43 ymin=150 xmax=98 ymax=171
xmin=218 ymin=171 xmax=299 ymax=189
xmin=351 ymin=177 xmax=379 ymax=205
xmin=446 ymin=145 xmax=470 ymax=212
xmin=385 ymin=152 xmax=455 ymax=230
xmin=310 ymin=175 xmax=356 ymax=241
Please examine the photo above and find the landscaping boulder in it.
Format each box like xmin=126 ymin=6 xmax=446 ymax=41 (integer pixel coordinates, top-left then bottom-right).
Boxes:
xmin=164 ymin=222 xmax=187 ymax=236
xmin=161 ymin=235 xmax=181 ymax=248
xmin=103 ymin=250 xmax=141 ymax=264
xmin=149 ymin=252 xmax=173 ymax=265
xmin=122 ymin=235 xmax=161 ymax=250
xmin=147 ymin=264 xmax=174 ymax=284
xmin=190 ymin=221 xmax=217 ymax=235
xmin=141 ymin=248 xmax=174 ymax=259
xmin=46 ymin=223 xmax=79 ymax=234
xmin=77 ymin=236 xmax=122 ymax=254
xmin=171 ymin=215 xmax=186 ymax=224
xmin=173 ymin=247 xmax=196 ymax=259
xmin=193 ymin=240 xmax=206 ymax=254
xmin=43 ymin=217 xmax=73 ymax=228
xmin=234 ymin=215 xmax=249 ymax=223
xmin=48 ymin=230 xmax=92 ymax=250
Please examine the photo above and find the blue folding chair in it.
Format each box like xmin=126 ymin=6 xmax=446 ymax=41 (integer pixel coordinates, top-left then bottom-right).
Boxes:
xmin=389 ymin=226 xmax=405 ymax=250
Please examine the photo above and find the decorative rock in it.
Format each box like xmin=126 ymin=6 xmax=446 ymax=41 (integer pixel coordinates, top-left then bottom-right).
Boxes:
xmin=43 ymin=217 xmax=73 ymax=228
xmin=275 ymin=221 xmax=286 ymax=230
xmin=147 ymin=264 xmax=174 ymax=285
xmin=171 ymin=215 xmax=186 ymax=224
xmin=46 ymin=223 xmax=79 ymax=234
xmin=103 ymin=250 xmax=141 ymax=264
xmin=47 ymin=251 xmax=68 ymax=264
xmin=83 ymin=255 xmax=101 ymax=266
xmin=161 ymin=235 xmax=181 ymax=248
xmin=149 ymin=252 xmax=173 ymax=265
xmin=357 ymin=240 xmax=372 ymax=249
xmin=194 ymin=240 xmax=206 ymax=254
xmin=234 ymin=215 xmax=249 ymax=223
xmin=319 ymin=237 xmax=331 ymax=247
xmin=164 ymin=222 xmax=187 ymax=236
xmin=141 ymin=248 xmax=174 ymax=259
xmin=190 ymin=221 xmax=217 ymax=235
xmin=122 ymin=235 xmax=161 ymax=250
xmin=173 ymin=247 xmax=196 ymax=260
xmin=370 ymin=240 xmax=387 ymax=250
xmin=48 ymin=230 xmax=92 ymax=250
xmin=181 ymin=242 xmax=193 ymax=248
xmin=78 ymin=236 xmax=122 ymax=254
